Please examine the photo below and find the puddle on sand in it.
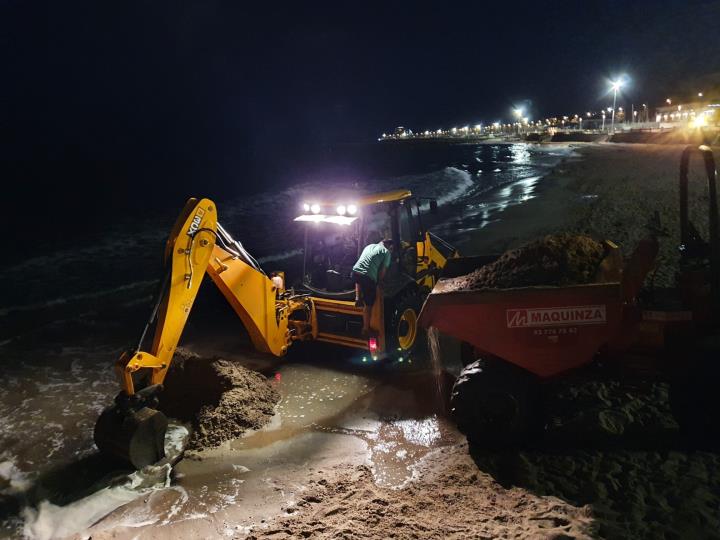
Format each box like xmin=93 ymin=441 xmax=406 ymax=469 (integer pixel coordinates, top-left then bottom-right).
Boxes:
xmin=228 ymin=363 xmax=456 ymax=488
xmin=363 ymin=415 xmax=448 ymax=487
xmin=180 ymin=363 xmax=456 ymax=484
xmin=83 ymin=362 xmax=460 ymax=538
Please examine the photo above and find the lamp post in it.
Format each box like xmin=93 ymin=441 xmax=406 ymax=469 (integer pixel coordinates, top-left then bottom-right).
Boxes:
xmin=610 ymin=80 xmax=623 ymax=133
xmin=601 ymin=110 xmax=606 ymax=131
xmin=513 ymin=108 xmax=524 ymax=136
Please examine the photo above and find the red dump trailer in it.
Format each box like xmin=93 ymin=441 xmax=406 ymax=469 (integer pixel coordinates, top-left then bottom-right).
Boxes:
xmin=420 ymin=280 xmax=629 ymax=379
xmin=419 ymin=145 xmax=720 ymax=448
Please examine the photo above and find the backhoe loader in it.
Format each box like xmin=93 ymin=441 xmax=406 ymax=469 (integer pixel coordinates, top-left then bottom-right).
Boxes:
xmin=94 ymin=190 xmax=456 ymax=468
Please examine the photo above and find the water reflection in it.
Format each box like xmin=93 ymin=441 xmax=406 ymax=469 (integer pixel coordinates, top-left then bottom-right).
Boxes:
xmin=510 ymin=143 xmax=532 ymax=164
xmin=433 ymin=174 xmax=541 ymax=240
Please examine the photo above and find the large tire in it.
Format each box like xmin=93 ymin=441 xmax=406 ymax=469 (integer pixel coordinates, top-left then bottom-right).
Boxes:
xmin=451 ymin=357 xmax=539 ymax=448
xmin=669 ymin=344 xmax=720 ymax=449
xmin=385 ymin=289 xmax=423 ymax=358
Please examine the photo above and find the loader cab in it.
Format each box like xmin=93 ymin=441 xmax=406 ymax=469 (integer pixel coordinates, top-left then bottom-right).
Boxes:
xmin=294 ymin=190 xmax=437 ymax=299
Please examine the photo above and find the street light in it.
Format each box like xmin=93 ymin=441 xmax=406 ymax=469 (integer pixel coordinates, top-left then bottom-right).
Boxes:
xmin=609 ymin=79 xmax=623 ymax=133
xmin=512 ymin=107 xmax=524 ymax=135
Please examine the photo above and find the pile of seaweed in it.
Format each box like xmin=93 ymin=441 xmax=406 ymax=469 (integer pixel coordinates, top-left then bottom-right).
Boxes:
xmin=454 ymin=234 xmax=605 ymax=289
xmin=158 ymin=348 xmax=280 ymax=450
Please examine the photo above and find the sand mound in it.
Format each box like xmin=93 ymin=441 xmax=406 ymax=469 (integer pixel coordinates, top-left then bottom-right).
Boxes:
xmin=455 ymin=234 xmax=605 ymax=289
xmin=247 ymin=444 xmax=594 ymax=539
xmin=158 ymin=348 xmax=279 ymax=450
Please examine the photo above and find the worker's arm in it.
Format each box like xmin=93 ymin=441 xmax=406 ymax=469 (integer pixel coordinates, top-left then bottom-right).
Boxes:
xmin=377 ymin=249 xmax=392 ymax=286
xmin=378 ymin=266 xmax=387 ymax=286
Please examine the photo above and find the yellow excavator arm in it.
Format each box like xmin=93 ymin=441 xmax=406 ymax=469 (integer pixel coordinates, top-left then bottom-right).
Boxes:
xmin=115 ymin=197 xmax=294 ymax=396
xmin=115 ymin=198 xmax=217 ymax=395
xmin=207 ymin=243 xmax=292 ymax=356
xmin=96 ymin=197 xmax=297 ymax=468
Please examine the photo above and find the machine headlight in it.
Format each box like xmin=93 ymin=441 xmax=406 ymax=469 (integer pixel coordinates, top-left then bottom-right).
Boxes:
xmin=347 ymin=204 xmax=357 ymax=215
xmin=303 ymin=202 xmax=311 ymax=212
xmin=336 ymin=205 xmax=346 ymax=216
xmin=310 ymin=203 xmax=321 ymax=214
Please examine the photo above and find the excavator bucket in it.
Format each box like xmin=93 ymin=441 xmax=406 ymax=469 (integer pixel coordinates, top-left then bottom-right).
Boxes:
xmin=94 ymin=404 xmax=168 ymax=469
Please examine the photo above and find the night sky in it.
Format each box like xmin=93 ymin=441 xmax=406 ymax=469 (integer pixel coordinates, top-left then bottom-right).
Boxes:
xmin=2 ymin=0 xmax=720 ymax=249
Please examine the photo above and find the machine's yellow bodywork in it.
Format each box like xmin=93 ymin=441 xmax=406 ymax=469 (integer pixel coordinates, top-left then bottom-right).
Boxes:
xmin=310 ymin=189 xmax=412 ymax=208
xmin=310 ymin=295 xmax=385 ymax=351
xmin=416 ymin=231 xmax=450 ymax=290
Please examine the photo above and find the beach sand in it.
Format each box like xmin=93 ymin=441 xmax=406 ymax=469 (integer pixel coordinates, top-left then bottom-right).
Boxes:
xmin=66 ymin=143 xmax=720 ymax=540
xmin=464 ymin=143 xmax=716 ymax=287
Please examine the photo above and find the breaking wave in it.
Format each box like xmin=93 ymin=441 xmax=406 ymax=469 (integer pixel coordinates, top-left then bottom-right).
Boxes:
xmin=21 ymin=425 xmax=189 ymax=540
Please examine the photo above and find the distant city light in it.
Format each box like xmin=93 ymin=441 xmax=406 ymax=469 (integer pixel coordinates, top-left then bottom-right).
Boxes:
xmin=376 ymin=73 xmax=716 ymax=142
xmin=310 ymin=203 xmax=321 ymax=214
xmin=691 ymin=114 xmax=708 ymax=128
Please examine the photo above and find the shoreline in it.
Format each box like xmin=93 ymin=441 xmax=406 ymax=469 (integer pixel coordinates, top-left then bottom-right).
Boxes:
xmin=458 ymin=142 xmax=588 ymax=255
xmin=462 ymin=142 xmax=719 ymax=281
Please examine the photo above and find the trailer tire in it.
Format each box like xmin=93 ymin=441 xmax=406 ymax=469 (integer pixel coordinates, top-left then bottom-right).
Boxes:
xmin=451 ymin=357 xmax=538 ymax=448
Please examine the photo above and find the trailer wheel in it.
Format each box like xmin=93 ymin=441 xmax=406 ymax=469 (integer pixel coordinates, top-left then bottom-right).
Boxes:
xmin=669 ymin=345 xmax=720 ymax=449
xmin=386 ymin=290 xmax=423 ymax=357
xmin=451 ymin=357 xmax=538 ymax=448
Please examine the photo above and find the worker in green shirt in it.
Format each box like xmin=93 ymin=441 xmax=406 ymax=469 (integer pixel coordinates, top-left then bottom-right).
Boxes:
xmin=352 ymin=238 xmax=393 ymax=337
